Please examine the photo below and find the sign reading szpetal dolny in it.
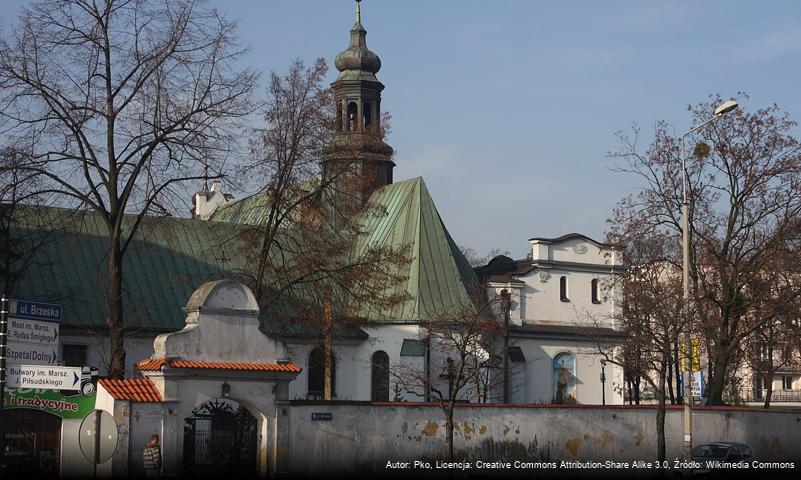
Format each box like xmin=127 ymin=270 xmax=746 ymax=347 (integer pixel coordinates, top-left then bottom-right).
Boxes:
xmin=5 ymin=343 xmax=59 ymax=365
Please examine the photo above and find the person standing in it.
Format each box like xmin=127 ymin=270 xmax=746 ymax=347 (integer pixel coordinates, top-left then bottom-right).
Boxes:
xmin=143 ymin=434 xmax=162 ymax=479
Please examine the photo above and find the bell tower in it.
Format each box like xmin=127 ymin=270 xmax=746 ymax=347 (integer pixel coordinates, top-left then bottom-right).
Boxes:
xmin=322 ymin=0 xmax=394 ymax=211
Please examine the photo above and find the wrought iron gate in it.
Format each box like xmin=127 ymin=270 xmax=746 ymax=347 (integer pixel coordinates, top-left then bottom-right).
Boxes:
xmin=183 ymin=399 xmax=258 ymax=478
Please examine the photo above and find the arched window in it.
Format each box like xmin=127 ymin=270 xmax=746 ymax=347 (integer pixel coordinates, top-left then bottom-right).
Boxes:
xmin=560 ymin=276 xmax=569 ymax=302
xmin=347 ymin=102 xmax=358 ymax=131
xmin=371 ymin=350 xmax=390 ymax=401
xmin=553 ymin=352 xmax=576 ymax=404
xmin=591 ymin=279 xmax=600 ymax=304
xmin=308 ymin=347 xmax=336 ymax=399
xmin=363 ymin=101 xmax=373 ymax=129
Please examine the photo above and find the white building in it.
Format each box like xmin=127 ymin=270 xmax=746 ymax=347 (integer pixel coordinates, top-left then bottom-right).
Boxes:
xmin=476 ymin=233 xmax=626 ymax=404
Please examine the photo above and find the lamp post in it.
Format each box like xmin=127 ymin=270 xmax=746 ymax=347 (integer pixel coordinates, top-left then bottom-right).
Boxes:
xmin=679 ymin=99 xmax=738 ymax=468
xmin=600 ymin=359 xmax=607 ymax=406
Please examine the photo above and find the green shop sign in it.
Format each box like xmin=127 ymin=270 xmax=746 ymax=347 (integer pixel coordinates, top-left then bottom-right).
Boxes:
xmin=3 ymin=387 xmax=97 ymax=419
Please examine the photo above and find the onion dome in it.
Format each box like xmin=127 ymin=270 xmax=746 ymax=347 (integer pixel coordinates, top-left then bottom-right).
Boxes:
xmin=335 ymin=1 xmax=381 ymax=80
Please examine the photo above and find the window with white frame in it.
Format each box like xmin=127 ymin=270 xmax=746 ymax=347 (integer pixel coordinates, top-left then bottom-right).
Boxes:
xmin=782 ymin=375 xmax=793 ymax=390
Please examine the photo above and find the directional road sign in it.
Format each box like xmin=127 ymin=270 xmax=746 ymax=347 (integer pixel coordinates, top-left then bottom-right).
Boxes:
xmin=6 ymin=364 xmax=83 ymax=390
xmin=5 ymin=342 xmax=58 ymax=365
xmin=7 ymin=317 xmax=59 ymax=346
xmin=5 ymin=299 xmax=63 ymax=368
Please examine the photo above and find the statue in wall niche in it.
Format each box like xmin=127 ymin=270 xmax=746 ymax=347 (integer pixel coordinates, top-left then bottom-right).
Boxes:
xmin=553 ymin=354 xmax=577 ymax=404
xmin=556 ymin=363 xmax=569 ymax=403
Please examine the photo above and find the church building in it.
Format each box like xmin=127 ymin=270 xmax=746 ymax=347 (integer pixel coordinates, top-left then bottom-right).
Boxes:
xmin=2 ymin=2 xmax=624 ymax=476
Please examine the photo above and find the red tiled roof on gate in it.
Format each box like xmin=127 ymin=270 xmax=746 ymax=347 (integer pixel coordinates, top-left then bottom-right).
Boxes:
xmin=137 ymin=358 xmax=302 ymax=373
xmin=99 ymin=378 xmax=163 ymax=403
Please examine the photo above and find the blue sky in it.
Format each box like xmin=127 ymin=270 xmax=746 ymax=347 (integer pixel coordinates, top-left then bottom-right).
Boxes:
xmin=4 ymin=1 xmax=801 ymax=259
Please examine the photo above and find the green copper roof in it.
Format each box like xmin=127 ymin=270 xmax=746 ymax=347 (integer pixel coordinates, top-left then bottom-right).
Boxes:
xmin=7 ymin=176 xmax=478 ymax=330
xmin=9 ymin=206 xmax=251 ymax=331
xmin=209 ymin=189 xmax=271 ymax=224
xmin=350 ymin=177 xmax=479 ymax=322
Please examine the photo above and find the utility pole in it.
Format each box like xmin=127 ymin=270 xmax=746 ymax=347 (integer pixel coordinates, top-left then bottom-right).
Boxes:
xmin=501 ymin=290 xmax=511 ymax=403
xmin=678 ymin=99 xmax=738 ymax=476
xmin=0 ymin=296 xmax=9 ymax=461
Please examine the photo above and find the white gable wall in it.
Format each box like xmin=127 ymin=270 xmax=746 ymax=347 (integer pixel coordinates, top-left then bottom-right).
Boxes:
xmin=526 ymin=237 xmax=621 ymax=328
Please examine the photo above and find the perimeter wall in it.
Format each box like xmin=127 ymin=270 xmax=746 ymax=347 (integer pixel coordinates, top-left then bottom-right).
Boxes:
xmin=283 ymin=402 xmax=801 ymax=475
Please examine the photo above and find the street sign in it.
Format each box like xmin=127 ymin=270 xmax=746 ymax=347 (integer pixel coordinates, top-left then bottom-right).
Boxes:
xmin=5 ymin=342 xmax=58 ymax=365
xmin=10 ymin=300 xmax=62 ymax=323
xmin=79 ymin=410 xmax=119 ymax=475
xmin=6 ymin=364 xmax=83 ymax=390
xmin=3 ymin=299 xmax=63 ymax=372
xmin=7 ymin=317 xmax=59 ymax=346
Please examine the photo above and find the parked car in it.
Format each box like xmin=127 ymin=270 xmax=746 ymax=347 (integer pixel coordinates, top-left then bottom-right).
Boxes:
xmin=691 ymin=442 xmax=755 ymax=476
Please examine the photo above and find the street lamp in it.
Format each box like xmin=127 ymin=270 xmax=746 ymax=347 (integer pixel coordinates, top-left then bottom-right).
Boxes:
xmin=679 ymin=99 xmax=738 ymax=467
xmin=600 ymin=359 xmax=607 ymax=406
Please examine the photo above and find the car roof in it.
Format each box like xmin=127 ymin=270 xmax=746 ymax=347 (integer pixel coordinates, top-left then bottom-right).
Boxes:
xmin=696 ymin=442 xmax=751 ymax=448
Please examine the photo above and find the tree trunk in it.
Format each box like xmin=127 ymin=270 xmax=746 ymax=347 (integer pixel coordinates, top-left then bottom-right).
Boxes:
xmin=673 ymin=341 xmax=682 ymax=405
xmin=323 ymin=292 xmax=333 ymax=400
xmin=656 ymin=364 xmax=667 ymax=478
xmin=763 ymin=344 xmax=775 ymax=408
xmin=667 ymin=360 xmax=675 ymax=404
xmin=107 ymin=240 xmax=126 ymax=379
xmin=706 ymin=345 xmax=732 ymax=405
xmin=445 ymin=405 xmax=454 ymax=462
xmin=763 ymin=373 xmax=773 ymax=409
xmin=627 ymin=378 xmax=633 ymax=405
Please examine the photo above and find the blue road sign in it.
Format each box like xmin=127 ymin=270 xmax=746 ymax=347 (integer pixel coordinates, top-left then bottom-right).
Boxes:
xmin=12 ymin=300 xmax=62 ymax=323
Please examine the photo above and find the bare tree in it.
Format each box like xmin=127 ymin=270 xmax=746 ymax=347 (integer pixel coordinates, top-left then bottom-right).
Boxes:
xmin=458 ymin=246 xmax=511 ymax=268
xmin=587 ymin=229 xmax=685 ymax=469
xmin=0 ymin=0 xmax=256 ymax=378
xmin=228 ymin=58 xmax=409 ymax=399
xmin=608 ymin=93 xmax=801 ymax=405
xmin=392 ymin=295 xmax=506 ymax=462
xmin=740 ymin=252 xmax=801 ymax=407
xmin=0 ymin=146 xmax=58 ymax=296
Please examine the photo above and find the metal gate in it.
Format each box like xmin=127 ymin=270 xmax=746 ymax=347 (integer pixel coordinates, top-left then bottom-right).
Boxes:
xmin=183 ymin=399 xmax=258 ymax=478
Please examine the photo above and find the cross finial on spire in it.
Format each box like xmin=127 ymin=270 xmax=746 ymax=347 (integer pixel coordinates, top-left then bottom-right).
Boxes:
xmin=355 ymin=0 xmax=362 ymax=24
